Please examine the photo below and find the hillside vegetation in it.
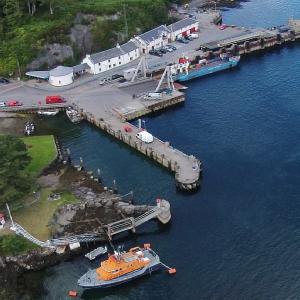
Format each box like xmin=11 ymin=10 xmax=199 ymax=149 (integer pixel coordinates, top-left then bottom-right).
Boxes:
xmin=0 ymin=0 xmax=182 ymax=76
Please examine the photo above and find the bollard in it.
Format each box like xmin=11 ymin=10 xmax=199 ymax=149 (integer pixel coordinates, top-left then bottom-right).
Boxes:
xmin=113 ymin=179 xmax=118 ymax=194
xmin=97 ymin=168 xmax=102 ymax=182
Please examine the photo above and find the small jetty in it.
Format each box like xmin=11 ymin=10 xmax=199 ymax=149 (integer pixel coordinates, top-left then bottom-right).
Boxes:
xmin=85 ymin=246 xmax=107 ymax=261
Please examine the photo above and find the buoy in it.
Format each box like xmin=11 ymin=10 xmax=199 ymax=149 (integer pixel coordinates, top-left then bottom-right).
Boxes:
xmin=68 ymin=290 xmax=77 ymax=297
xmin=144 ymin=243 xmax=151 ymax=249
xmin=168 ymin=268 xmax=177 ymax=275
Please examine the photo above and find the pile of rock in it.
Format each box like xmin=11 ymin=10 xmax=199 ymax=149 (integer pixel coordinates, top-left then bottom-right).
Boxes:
xmin=50 ymin=185 xmax=151 ymax=237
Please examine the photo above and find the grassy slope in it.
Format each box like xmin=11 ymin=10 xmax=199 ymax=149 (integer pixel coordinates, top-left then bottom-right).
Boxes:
xmin=0 ymin=235 xmax=38 ymax=256
xmin=14 ymin=189 xmax=78 ymax=240
xmin=22 ymin=135 xmax=57 ymax=176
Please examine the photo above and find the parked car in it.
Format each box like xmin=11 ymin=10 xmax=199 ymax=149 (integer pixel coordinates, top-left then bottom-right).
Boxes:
xmin=149 ymin=49 xmax=156 ymax=55
xmin=190 ymin=33 xmax=199 ymax=39
xmin=99 ymin=78 xmax=108 ymax=85
xmin=167 ymin=44 xmax=177 ymax=51
xmin=219 ymin=24 xmax=227 ymax=30
xmin=153 ymin=50 xmax=163 ymax=57
xmin=0 ymin=77 xmax=9 ymax=84
xmin=0 ymin=101 xmax=6 ymax=107
xmin=6 ymin=100 xmax=22 ymax=107
xmin=45 ymin=95 xmax=65 ymax=104
xmin=111 ymin=74 xmax=124 ymax=80
xmin=159 ymin=47 xmax=168 ymax=54
xmin=177 ymin=37 xmax=188 ymax=44
xmin=184 ymin=35 xmax=193 ymax=41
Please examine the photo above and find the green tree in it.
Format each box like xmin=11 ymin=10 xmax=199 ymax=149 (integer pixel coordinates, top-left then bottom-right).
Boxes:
xmin=0 ymin=135 xmax=32 ymax=207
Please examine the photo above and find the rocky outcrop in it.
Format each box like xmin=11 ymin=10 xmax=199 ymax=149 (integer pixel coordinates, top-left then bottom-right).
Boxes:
xmin=51 ymin=185 xmax=151 ymax=237
xmin=70 ymin=24 xmax=93 ymax=54
xmin=0 ymin=248 xmax=80 ymax=300
xmin=26 ymin=43 xmax=74 ymax=70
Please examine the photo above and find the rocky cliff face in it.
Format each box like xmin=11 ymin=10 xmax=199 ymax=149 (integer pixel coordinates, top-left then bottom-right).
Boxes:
xmin=0 ymin=247 xmax=79 ymax=300
xmin=26 ymin=43 xmax=74 ymax=70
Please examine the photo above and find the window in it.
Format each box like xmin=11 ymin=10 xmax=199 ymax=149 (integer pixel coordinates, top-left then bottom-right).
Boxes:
xmin=108 ymin=59 xmax=110 ymax=62
xmin=118 ymin=56 xmax=121 ymax=59
xmin=119 ymin=62 xmax=121 ymax=65
xmin=109 ymin=65 xmax=111 ymax=68
xmin=113 ymin=63 xmax=116 ymax=67
xmin=99 ymin=63 xmax=101 ymax=66
xmin=130 ymin=57 xmax=133 ymax=61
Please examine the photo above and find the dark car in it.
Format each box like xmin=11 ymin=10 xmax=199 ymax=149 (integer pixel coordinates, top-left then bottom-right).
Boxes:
xmin=153 ymin=50 xmax=163 ymax=57
xmin=167 ymin=44 xmax=177 ymax=51
xmin=177 ymin=37 xmax=188 ymax=44
xmin=149 ymin=49 xmax=156 ymax=55
xmin=159 ymin=47 xmax=168 ymax=54
xmin=184 ymin=35 xmax=193 ymax=41
xmin=0 ymin=77 xmax=10 ymax=84
xmin=111 ymin=74 xmax=124 ymax=80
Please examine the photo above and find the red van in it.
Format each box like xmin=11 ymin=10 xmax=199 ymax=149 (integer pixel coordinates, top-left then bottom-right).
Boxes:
xmin=45 ymin=95 xmax=65 ymax=104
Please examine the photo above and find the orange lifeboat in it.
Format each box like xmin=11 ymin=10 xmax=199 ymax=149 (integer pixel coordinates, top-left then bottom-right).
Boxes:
xmin=96 ymin=248 xmax=150 ymax=281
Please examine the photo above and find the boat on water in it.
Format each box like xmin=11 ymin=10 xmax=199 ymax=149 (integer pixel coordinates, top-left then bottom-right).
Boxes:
xmin=66 ymin=106 xmax=82 ymax=123
xmin=85 ymin=246 xmax=107 ymax=261
xmin=37 ymin=109 xmax=59 ymax=116
xmin=172 ymin=54 xmax=240 ymax=82
xmin=78 ymin=244 xmax=161 ymax=289
xmin=24 ymin=121 xmax=35 ymax=136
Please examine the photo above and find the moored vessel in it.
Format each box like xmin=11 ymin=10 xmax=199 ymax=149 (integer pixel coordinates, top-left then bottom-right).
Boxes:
xmin=37 ymin=109 xmax=59 ymax=116
xmin=66 ymin=106 xmax=82 ymax=123
xmin=78 ymin=244 xmax=161 ymax=289
xmin=172 ymin=54 xmax=240 ymax=82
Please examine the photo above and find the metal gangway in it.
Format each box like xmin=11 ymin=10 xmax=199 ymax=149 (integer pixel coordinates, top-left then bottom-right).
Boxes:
xmin=6 ymin=200 xmax=170 ymax=248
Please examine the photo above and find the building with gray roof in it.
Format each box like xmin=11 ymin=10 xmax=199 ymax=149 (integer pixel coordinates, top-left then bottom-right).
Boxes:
xmin=137 ymin=25 xmax=170 ymax=45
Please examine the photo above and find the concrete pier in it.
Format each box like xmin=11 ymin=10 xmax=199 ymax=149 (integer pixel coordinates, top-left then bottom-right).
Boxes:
xmin=75 ymin=102 xmax=202 ymax=191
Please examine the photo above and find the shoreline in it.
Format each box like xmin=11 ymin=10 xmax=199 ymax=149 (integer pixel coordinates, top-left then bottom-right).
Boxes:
xmin=0 ymin=157 xmax=156 ymax=299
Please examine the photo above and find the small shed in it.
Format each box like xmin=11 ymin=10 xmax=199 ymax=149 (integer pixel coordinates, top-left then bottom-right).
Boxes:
xmin=49 ymin=66 xmax=74 ymax=87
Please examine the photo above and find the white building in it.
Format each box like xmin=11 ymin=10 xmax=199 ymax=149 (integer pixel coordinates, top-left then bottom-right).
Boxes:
xmin=48 ymin=66 xmax=74 ymax=86
xmin=168 ymin=17 xmax=199 ymax=41
xmin=133 ymin=25 xmax=171 ymax=53
xmin=82 ymin=41 xmax=140 ymax=75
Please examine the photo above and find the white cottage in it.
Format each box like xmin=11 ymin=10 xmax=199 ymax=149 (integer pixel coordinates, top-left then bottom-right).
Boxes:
xmin=133 ymin=25 xmax=171 ymax=53
xmin=48 ymin=66 xmax=74 ymax=87
xmin=168 ymin=17 xmax=199 ymax=41
xmin=82 ymin=41 xmax=140 ymax=75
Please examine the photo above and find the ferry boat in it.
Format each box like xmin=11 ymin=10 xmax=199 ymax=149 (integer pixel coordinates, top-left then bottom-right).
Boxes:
xmin=78 ymin=244 xmax=161 ymax=289
xmin=172 ymin=54 xmax=240 ymax=82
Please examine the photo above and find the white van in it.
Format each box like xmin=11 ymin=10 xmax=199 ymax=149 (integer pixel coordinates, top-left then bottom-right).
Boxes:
xmin=143 ymin=92 xmax=162 ymax=100
xmin=136 ymin=131 xmax=154 ymax=143
xmin=190 ymin=33 xmax=199 ymax=39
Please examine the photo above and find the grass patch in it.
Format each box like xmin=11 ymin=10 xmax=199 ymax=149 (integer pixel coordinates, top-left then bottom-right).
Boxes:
xmin=14 ymin=189 xmax=78 ymax=241
xmin=0 ymin=235 xmax=38 ymax=256
xmin=22 ymin=135 xmax=57 ymax=177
